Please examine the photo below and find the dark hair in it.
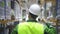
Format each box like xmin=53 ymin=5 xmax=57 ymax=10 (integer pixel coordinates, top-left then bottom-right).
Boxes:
xmin=29 ymin=12 xmax=38 ymax=19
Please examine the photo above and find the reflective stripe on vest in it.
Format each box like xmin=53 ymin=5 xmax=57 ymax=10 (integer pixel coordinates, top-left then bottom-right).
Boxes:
xmin=18 ymin=22 xmax=44 ymax=34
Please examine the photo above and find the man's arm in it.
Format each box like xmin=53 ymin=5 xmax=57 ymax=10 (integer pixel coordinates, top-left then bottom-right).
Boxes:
xmin=44 ymin=23 xmax=56 ymax=34
xmin=11 ymin=25 xmax=18 ymax=34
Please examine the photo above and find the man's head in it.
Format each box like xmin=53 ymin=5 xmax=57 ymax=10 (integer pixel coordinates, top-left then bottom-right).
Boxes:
xmin=29 ymin=12 xmax=38 ymax=20
xmin=29 ymin=4 xmax=41 ymax=19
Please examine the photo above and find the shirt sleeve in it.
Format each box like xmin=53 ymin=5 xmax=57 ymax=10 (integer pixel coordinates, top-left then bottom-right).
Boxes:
xmin=44 ymin=24 xmax=56 ymax=34
xmin=11 ymin=25 xmax=18 ymax=34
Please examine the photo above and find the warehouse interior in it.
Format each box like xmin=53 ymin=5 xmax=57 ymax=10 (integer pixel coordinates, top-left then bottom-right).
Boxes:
xmin=0 ymin=0 xmax=60 ymax=34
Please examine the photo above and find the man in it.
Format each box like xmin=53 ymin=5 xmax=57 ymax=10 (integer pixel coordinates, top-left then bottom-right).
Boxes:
xmin=11 ymin=4 xmax=56 ymax=34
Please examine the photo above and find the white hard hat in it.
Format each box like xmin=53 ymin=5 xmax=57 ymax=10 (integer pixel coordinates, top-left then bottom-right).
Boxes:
xmin=29 ymin=4 xmax=41 ymax=16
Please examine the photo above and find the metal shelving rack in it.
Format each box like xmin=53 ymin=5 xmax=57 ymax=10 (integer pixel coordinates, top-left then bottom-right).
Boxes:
xmin=56 ymin=0 xmax=60 ymax=34
xmin=4 ymin=0 xmax=6 ymax=19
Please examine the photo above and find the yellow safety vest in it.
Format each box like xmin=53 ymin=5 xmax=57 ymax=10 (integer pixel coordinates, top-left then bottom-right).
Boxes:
xmin=18 ymin=22 xmax=44 ymax=34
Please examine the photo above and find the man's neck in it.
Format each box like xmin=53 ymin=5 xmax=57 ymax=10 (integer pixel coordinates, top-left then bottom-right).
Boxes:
xmin=27 ymin=18 xmax=37 ymax=22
